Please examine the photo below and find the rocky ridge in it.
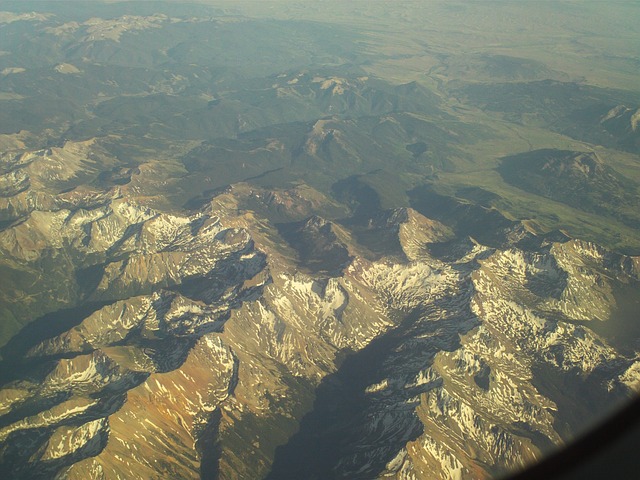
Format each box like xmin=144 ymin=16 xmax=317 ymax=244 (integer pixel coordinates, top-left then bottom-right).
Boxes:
xmin=0 ymin=182 xmax=638 ymax=480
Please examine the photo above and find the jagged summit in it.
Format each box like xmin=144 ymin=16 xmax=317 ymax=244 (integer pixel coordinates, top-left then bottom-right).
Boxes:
xmin=277 ymin=215 xmax=352 ymax=274
xmin=357 ymin=207 xmax=453 ymax=261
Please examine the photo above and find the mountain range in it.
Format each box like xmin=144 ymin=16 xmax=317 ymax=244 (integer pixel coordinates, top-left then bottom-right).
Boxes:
xmin=1 ymin=2 xmax=640 ymax=479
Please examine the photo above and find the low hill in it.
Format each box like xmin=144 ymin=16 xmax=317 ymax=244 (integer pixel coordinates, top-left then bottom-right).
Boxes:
xmin=499 ymin=149 xmax=640 ymax=228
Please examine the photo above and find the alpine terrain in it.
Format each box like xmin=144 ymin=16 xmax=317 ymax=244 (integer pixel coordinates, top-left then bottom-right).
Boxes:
xmin=0 ymin=2 xmax=639 ymax=479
